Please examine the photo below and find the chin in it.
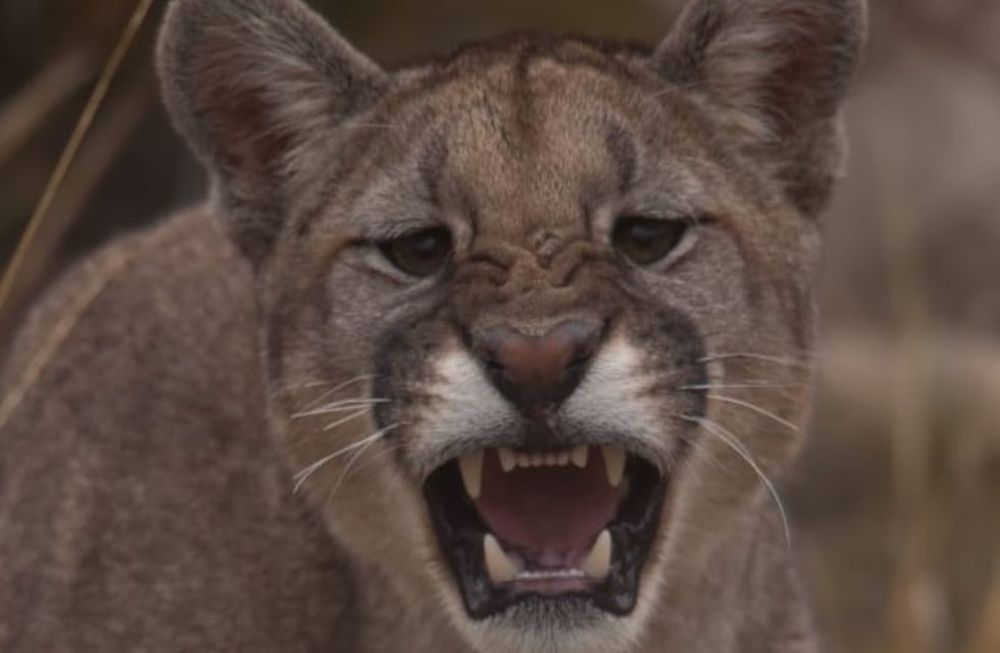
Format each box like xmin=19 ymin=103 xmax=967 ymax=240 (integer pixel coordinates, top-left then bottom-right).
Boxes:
xmin=455 ymin=584 xmax=661 ymax=653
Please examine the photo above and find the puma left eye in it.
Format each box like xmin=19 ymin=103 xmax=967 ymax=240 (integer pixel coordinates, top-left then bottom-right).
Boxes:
xmin=613 ymin=216 xmax=689 ymax=266
xmin=379 ymin=227 xmax=453 ymax=278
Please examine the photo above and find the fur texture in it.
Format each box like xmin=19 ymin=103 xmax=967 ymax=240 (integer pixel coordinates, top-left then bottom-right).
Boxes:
xmin=0 ymin=0 xmax=866 ymax=651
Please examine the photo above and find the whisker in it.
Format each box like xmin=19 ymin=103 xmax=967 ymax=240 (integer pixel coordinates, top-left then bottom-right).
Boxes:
xmin=275 ymin=369 xmax=380 ymax=394
xmin=289 ymin=380 xmax=339 ymax=390
xmin=327 ymin=424 xmax=400 ymax=498
xmin=679 ymin=383 xmax=801 ymax=391
xmin=291 ymin=398 xmax=388 ymax=420
xmin=295 ymin=374 xmax=378 ymax=412
xmin=673 ymin=437 xmax=717 ymax=488
xmin=337 ymin=441 xmax=406 ymax=488
xmin=320 ymin=408 xmax=371 ymax=432
xmin=292 ymin=425 xmax=394 ymax=494
xmin=700 ymin=353 xmax=813 ymax=368
xmin=288 ymin=412 xmax=373 ymax=453
xmin=705 ymin=394 xmax=801 ymax=434
xmin=614 ymin=359 xmax=804 ymax=400
xmin=678 ymin=415 xmax=791 ymax=546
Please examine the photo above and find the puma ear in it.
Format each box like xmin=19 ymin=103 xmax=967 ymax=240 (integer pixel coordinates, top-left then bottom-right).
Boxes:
xmin=653 ymin=0 xmax=867 ymax=215
xmin=157 ymin=0 xmax=387 ymax=263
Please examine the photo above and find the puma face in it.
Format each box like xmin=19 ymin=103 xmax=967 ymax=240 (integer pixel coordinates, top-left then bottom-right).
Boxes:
xmin=159 ymin=0 xmax=865 ymax=651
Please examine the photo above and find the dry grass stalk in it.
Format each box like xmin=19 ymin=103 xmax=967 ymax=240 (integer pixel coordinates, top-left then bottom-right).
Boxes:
xmin=0 ymin=0 xmax=154 ymax=331
xmin=0 ymin=50 xmax=95 ymax=169
xmin=0 ymin=83 xmax=151 ymax=341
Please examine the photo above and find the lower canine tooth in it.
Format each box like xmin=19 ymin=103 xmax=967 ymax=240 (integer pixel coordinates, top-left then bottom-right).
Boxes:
xmin=601 ymin=447 xmax=626 ymax=488
xmin=570 ymin=445 xmax=589 ymax=468
xmin=498 ymin=448 xmax=517 ymax=473
xmin=484 ymin=534 xmax=520 ymax=584
xmin=582 ymin=529 xmax=612 ymax=580
xmin=459 ymin=451 xmax=484 ymax=500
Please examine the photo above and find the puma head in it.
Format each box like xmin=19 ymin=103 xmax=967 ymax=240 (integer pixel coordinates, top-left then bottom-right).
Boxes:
xmin=158 ymin=0 xmax=865 ymax=651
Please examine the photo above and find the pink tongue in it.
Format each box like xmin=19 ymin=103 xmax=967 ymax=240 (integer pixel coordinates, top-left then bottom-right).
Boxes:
xmin=475 ymin=449 xmax=617 ymax=557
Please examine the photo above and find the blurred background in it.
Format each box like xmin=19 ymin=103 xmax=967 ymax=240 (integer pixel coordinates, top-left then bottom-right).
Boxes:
xmin=0 ymin=1 xmax=997 ymax=651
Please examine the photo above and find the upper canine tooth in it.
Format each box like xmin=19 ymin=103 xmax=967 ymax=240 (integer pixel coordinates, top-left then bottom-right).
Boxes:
xmin=582 ymin=529 xmax=612 ymax=580
xmin=498 ymin=448 xmax=517 ymax=473
xmin=601 ymin=447 xmax=626 ymax=488
xmin=570 ymin=445 xmax=589 ymax=468
xmin=459 ymin=451 xmax=484 ymax=500
xmin=484 ymin=534 xmax=521 ymax=584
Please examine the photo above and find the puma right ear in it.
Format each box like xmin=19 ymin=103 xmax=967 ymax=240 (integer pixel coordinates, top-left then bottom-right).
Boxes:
xmin=654 ymin=0 xmax=867 ymax=215
xmin=157 ymin=0 xmax=387 ymax=263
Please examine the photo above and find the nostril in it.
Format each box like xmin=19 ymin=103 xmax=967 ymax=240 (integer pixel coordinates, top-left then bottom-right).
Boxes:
xmin=572 ymin=333 xmax=600 ymax=364
xmin=473 ymin=318 xmax=604 ymax=409
xmin=552 ymin=320 xmax=601 ymax=364
xmin=484 ymin=357 xmax=504 ymax=373
xmin=567 ymin=353 xmax=590 ymax=372
xmin=567 ymin=346 xmax=593 ymax=371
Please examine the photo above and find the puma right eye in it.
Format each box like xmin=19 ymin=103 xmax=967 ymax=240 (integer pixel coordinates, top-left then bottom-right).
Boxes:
xmin=613 ymin=216 xmax=689 ymax=267
xmin=379 ymin=227 xmax=453 ymax=278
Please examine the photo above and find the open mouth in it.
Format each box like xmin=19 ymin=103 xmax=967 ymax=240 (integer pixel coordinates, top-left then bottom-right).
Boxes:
xmin=423 ymin=445 xmax=668 ymax=619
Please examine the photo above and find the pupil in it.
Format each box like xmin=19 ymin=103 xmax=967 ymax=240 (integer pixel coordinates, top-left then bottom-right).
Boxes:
xmin=613 ymin=216 xmax=687 ymax=266
xmin=381 ymin=227 xmax=452 ymax=277
xmin=415 ymin=236 xmax=439 ymax=256
xmin=632 ymin=223 xmax=663 ymax=243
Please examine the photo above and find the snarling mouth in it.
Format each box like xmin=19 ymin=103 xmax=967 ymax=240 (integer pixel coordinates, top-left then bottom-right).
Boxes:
xmin=423 ymin=445 xmax=668 ymax=619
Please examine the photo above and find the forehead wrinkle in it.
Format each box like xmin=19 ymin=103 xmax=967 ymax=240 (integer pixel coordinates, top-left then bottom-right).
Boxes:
xmin=406 ymin=56 xmax=645 ymax=253
xmin=418 ymin=134 xmax=448 ymax=207
xmin=605 ymin=123 xmax=638 ymax=194
xmin=457 ymin=82 xmax=611 ymax=248
xmin=511 ymin=41 xmax=543 ymax=149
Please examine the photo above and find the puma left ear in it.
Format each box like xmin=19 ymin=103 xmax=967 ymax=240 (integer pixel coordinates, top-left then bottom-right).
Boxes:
xmin=654 ymin=0 xmax=867 ymax=215
xmin=158 ymin=0 xmax=387 ymax=263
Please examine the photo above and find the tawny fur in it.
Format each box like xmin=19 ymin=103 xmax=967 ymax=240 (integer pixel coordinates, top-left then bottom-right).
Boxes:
xmin=0 ymin=0 xmax=866 ymax=651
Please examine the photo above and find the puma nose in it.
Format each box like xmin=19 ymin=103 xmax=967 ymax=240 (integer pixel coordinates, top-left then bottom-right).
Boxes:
xmin=476 ymin=319 xmax=603 ymax=410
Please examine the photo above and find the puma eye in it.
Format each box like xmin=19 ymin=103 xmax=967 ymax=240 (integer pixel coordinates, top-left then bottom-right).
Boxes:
xmin=379 ymin=227 xmax=453 ymax=278
xmin=612 ymin=216 xmax=689 ymax=266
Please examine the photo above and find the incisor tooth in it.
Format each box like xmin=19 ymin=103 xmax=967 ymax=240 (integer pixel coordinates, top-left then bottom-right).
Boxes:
xmin=582 ymin=529 xmax=612 ymax=580
xmin=570 ymin=445 xmax=589 ymax=468
xmin=484 ymin=534 xmax=520 ymax=584
xmin=601 ymin=446 xmax=626 ymax=488
xmin=459 ymin=451 xmax=484 ymax=500
xmin=498 ymin=448 xmax=517 ymax=473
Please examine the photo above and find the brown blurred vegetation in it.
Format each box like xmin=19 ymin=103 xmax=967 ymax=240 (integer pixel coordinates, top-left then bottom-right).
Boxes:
xmin=0 ymin=1 xmax=997 ymax=652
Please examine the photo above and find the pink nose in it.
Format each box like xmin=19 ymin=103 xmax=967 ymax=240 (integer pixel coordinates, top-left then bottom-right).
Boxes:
xmin=476 ymin=320 xmax=602 ymax=409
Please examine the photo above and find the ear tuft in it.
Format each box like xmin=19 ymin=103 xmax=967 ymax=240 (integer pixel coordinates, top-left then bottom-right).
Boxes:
xmin=654 ymin=0 xmax=867 ymax=215
xmin=157 ymin=0 xmax=386 ymax=263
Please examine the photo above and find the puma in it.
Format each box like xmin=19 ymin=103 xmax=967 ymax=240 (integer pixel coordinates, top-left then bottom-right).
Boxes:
xmin=0 ymin=0 xmax=866 ymax=651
